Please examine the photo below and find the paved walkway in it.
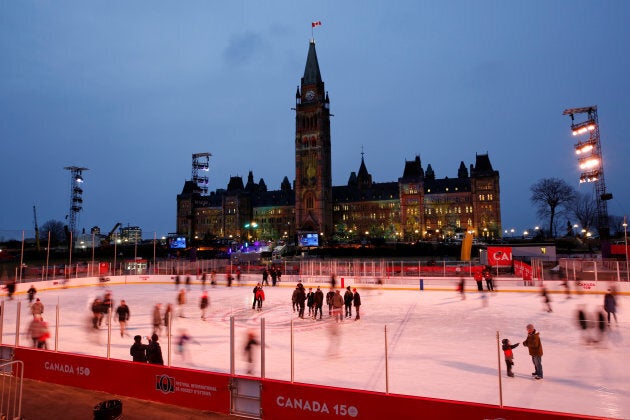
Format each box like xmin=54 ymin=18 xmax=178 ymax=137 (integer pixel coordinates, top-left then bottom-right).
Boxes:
xmin=19 ymin=378 xmax=236 ymax=419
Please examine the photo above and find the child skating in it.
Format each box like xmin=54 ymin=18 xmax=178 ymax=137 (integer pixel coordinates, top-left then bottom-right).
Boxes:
xmin=502 ymin=338 xmax=519 ymax=377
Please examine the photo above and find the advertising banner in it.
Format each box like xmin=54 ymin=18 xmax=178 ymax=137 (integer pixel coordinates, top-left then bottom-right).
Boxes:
xmin=487 ymin=246 xmax=513 ymax=266
xmin=13 ymin=348 xmax=231 ymax=414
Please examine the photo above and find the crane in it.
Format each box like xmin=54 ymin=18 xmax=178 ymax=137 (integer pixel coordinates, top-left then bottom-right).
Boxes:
xmin=33 ymin=205 xmax=40 ymax=251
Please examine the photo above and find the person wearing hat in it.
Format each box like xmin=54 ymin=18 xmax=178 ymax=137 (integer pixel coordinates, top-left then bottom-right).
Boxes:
xmin=352 ymin=288 xmax=361 ymax=320
xmin=522 ymin=324 xmax=543 ymax=379
xmin=31 ymin=298 xmax=44 ymax=319
xmin=130 ymin=335 xmax=148 ymax=363
xmin=501 ymin=338 xmax=519 ymax=377
xmin=146 ymin=333 xmax=164 ymax=365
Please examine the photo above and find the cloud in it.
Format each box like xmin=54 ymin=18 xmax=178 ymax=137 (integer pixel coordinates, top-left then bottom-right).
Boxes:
xmin=223 ymin=32 xmax=264 ymax=66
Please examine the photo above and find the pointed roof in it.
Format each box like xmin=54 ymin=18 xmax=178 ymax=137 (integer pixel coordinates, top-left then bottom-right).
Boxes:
xmin=302 ymin=40 xmax=322 ymax=86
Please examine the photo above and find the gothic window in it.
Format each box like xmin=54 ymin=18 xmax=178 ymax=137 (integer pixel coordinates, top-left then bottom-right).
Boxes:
xmin=306 ymin=196 xmax=314 ymax=209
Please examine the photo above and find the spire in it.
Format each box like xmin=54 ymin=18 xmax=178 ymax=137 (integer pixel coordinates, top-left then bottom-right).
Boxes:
xmin=302 ymin=40 xmax=322 ymax=86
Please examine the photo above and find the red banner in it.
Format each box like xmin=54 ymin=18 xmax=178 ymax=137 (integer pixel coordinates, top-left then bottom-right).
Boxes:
xmin=13 ymin=348 xmax=231 ymax=414
xmin=487 ymin=246 xmax=513 ymax=266
xmin=514 ymin=260 xmax=532 ymax=280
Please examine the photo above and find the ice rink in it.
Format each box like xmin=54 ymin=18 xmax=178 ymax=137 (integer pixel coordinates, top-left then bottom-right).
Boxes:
xmin=3 ymin=279 xmax=628 ymax=419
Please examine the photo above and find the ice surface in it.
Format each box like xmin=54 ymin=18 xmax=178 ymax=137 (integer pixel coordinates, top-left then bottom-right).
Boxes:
xmin=4 ymin=280 xmax=628 ymax=418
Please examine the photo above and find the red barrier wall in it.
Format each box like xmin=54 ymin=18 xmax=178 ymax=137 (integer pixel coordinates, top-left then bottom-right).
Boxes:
xmin=13 ymin=347 xmax=231 ymax=415
xmin=260 ymin=379 xmax=596 ymax=420
xmin=13 ymin=348 xmax=600 ymax=419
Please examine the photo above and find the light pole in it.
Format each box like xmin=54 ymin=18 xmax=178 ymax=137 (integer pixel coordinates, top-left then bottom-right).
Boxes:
xmin=623 ymin=216 xmax=629 ymax=281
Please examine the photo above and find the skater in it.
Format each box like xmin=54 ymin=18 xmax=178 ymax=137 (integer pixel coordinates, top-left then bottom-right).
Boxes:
xmin=255 ymin=286 xmax=265 ymax=311
xmin=306 ymin=288 xmax=315 ymax=317
xmin=295 ymin=283 xmax=306 ymax=319
xmin=146 ymin=333 xmax=164 ymax=365
xmin=483 ymin=267 xmax=494 ymax=291
xmin=253 ymin=283 xmax=261 ymax=309
xmin=332 ymin=289 xmax=344 ymax=323
xmin=473 ymin=269 xmax=483 ymax=291
xmin=115 ymin=300 xmax=130 ymax=337
xmin=201 ymin=272 xmax=207 ymax=289
xmin=326 ymin=288 xmax=335 ymax=316
xmin=457 ymin=277 xmax=466 ymax=300
xmin=270 ymin=267 xmax=277 ymax=286
xmin=244 ymin=330 xmax=259 ymax=374
xmin=344 ymin=286 xmax=353 ymax=318
xmin=353 ymin=288 xmax=361 ymax=320
xmin=200 ymin=291 xmax=209 ymax=320
xmin=91 ymin=298 xmax=104 ymax=329
xmin=210 ymin=270 xmax=217 ymax=286
xmin=330 ymin=274 xmax=337 ymax=288
xmin=27 ymin=317 xmax=46 ymax=348
xmin=522 ymin=323 xmax=543 ymax=379
xmin=27 ymin=285 xmax=37 ymax=304
xmin=163 ymin=303 xmax=173 ymax=330
xmin=152 ymin=303 xmax=162 ymax=335
xmin=31 ymin=298 xmax=44 ymax=319
xmin=262 ymin=268 xmax=269 ymax=286
xmin=291 ymin=285 xmax=299 ymax=312
xmin=541 ymin=286 xmax=552 ymax=312
xmin=177 ymin=289 xmax=186 ymax=317
xmin=176 ymin=329 xmax=199 ymax=360
xmin=5 ymin=281 xmax=16 ymax=300
xmin=130 ymin=335 xmax=148 ymax=363
xmin=185 ymin=275 xmax=191 ymax=290
xmin=313 ymin=286 xmax=324 ymax=320
xmin=604 ymin=289 xmax=617 ymax=326
xmin=501 ymin=338 xmax=519 ymax=377
xmin=175 ymin=275 xmax=181 ymax=288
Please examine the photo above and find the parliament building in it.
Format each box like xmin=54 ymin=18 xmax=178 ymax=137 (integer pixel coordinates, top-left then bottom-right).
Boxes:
xmin=176 ymin=40 xmax=502 ymax=245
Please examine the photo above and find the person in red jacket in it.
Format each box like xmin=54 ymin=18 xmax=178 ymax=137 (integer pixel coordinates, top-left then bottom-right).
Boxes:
xmin=255 ymin=286 xmax=265 ymax=311
xmin=501 ymin=338 xmax=520 ymax=377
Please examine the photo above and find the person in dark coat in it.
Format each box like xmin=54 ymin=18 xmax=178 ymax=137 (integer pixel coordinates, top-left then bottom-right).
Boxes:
xmin=352 ymin=288 xmax=361 ymax=320
xmin=115 ymin=300 xmax=130 ymax=337
xmin=306 ymin=288 xmax=315 ymax=317
xmin=295 ymin=284 xmax=307 ymax=319
xmin=146 ymin=333 xmax=164 ymax=365
xmin=27 ymin=285 xmax=37 ymax=304
xmin=313 ymin=286 xmax=324 ymax=320
xmin=522 ymin=323 xmax=543 ymax=379
xmin=343 ymin=286 xmax=354 ymax=318
xmin=130 ymin=335 xmax=148 ymax=363
xmin=252 ymin=283 xmax=261 ymax=310
xmin=262 ymin=269 xmax=269 ymax=286
xmin=604 ymin=289 xmax=617 ymax=326
xmin=200 ymin=291 xmax=209 ymax=320
xmin=326 ymin=289 xmax=335 ymax=316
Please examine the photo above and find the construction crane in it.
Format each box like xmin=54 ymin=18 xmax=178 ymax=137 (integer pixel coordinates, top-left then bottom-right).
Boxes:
xmin=33 ymin=205 xmax=40 ymax=251
xmin=102 ymin=222 xmax=122 ymax=246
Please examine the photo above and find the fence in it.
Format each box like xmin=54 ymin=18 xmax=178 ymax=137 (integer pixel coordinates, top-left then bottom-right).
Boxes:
xmin=0 ymin=358 xmax=23 ymax=420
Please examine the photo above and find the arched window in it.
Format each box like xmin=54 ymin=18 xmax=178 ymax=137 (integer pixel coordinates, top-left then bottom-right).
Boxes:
xmin=306 ymin=196 xmax=314 ymax=209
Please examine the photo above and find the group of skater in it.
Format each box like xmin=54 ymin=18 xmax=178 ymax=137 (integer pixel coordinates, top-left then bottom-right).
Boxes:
xmin=290 ymin=281 xmax=362 ymax=322
xmin=501 ymin=322 xmax=544 ymax=380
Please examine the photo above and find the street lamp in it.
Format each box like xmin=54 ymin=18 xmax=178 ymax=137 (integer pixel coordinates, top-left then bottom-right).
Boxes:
xmin=623 ymin=216 xmax=629 ymax=281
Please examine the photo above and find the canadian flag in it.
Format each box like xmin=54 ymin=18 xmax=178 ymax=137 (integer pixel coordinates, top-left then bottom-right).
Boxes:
xmin=312 ymin=21 xmax=322 ymax=28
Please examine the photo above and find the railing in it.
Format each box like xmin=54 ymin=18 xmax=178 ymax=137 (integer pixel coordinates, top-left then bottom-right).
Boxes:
xmin=0 ymin=359 xmax=24 ymax=420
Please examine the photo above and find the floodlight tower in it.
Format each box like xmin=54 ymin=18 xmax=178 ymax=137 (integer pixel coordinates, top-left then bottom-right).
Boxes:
xmin=192 ymin=153 xmax=211 ymax=195
xmin=562 ymin=106 xmax=612 ymax=254
xmin=64 ymin=166 xmax=89 ymax=239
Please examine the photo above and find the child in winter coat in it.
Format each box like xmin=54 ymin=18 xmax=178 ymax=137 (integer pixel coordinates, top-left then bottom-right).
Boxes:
xmin=501 ymin=338 xmax=519 ymax=377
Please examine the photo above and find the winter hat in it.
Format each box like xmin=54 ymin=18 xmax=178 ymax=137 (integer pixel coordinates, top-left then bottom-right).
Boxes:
xmin=501 ymin=338 xmax=508 ymax=345
xmin=151 ymin=333 xmax=159 ymax=341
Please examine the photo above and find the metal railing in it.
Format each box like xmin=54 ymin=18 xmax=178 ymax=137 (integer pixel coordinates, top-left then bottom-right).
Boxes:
xmin=0 ymin=359 xmax=24 ymax=420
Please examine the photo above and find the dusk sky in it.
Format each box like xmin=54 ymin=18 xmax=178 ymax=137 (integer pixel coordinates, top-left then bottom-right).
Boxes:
xmin=2 ymin=1 xmax=629 ymax=240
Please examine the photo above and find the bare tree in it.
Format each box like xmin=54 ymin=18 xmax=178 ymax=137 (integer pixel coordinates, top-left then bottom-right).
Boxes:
xmin=608 ymin=215 xmax=625 ymax=237
xmin=530 ymin=178 xmax=577 ymax=238
xmin=572 ymin=192 xmax=597 ymax=235
xmin=40 ymin=220 xmax=66 ymax=246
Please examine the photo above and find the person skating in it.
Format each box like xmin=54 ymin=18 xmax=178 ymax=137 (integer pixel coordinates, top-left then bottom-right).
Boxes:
xmin=332 ymin=290 xmax=344 ymax=323
xmin=306 ymin=288 xmax=315 ymax=317
xmin=253 ymin=283 xmax=261 ymax=310
xmin=244 ymin=330 xmax=260 ymax=374
xmin=522 ymin=323 xmax=543 ymax=379
xmin=501 ymin=338 xmax=519 ymax=377
xmin=295 ymin=283 xmax=306 ymax=318
xmin=255 ymin=286 xmax=265 ymax=311
xmin=130 ymin=335 xmax=148 ymax=363
xmin=177 ymin=289 xmax=186 ymax=317
xmin=604 ymin=289 xmax=617 ymax=326
xmin=27 ymin=285 xmax=37 ymax=304
xmin=152 ymin=303 xmax=162 ymax=335
xmin=541 ymin=286 xmax=552 ymax=312
xmin=115 ymin=300 xmax=130 ymax=337
xmin=326 ymin=288 xmax=335 ymax=316
xmin=146 ymin=333 xmax=164 ymax=365
xmin=344 ymin=286 xmax=353 ymax=318
xmin=31 ymin=298 xmax=44 ymax=319
xmin=313 ymin=286 xmax=324 ymax=320
xmin=353 ymin=288 xmax=361 ymax=320
xmin=291 ymin=285 xmax=299 ymax=312
xmin=200 ymin=291 xmax=209 ymax=320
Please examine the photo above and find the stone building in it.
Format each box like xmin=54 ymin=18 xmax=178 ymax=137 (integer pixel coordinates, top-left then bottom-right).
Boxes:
xmin=177 ymin=40 xmax=501 ymax=245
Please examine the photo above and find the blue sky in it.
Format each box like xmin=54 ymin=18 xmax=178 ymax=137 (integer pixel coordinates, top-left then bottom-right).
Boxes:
xmin=1 ymin=1 xmax=629 ymax=240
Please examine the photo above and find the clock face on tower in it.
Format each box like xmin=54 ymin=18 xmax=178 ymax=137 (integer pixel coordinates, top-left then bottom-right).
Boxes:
xmin=305 ymin=90 xmax=316 ymax=101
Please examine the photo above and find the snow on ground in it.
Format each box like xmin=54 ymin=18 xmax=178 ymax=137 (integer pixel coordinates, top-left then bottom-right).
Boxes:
xmin=2 ymin=280 xmax=628 ymax=419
